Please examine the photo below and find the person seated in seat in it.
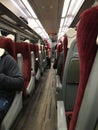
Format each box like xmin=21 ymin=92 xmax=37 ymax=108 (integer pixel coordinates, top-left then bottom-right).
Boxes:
xmin=0 ymin=48 xmax=24 ymax=123
xmin=46 ymin=48 xmax=51 ymax=69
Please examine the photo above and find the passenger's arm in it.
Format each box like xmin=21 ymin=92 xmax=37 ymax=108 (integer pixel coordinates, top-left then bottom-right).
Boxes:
xmin=0 ymin=55 xmax=24 ymax=92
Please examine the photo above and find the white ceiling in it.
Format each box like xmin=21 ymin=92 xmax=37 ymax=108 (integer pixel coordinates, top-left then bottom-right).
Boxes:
xmin=28 ymin=0 xmax=94 ymax=42
xmin=0 ymin=0 xmax=94 ymax=42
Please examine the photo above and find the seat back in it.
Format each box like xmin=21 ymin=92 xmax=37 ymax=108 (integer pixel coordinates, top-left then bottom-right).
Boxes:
xmin=39 ymin=50 xmax=44 ymax=74
xmin=69 ymin=6 xmax=98 ymax=130
xmin=62 ymin=39 xmax=79 ymax=112
xmin=29 ymin=44 xmax=35 ymax=92
xmin=30 ymin=44 xmax=35 ymax=76
xmin=76 ymin=46 xmax=98 ymax=130
xmin=60 ymin=35 xmax=68 ymax=81
xmin=41 ymin=46 xmax=47 ymax=69
xmin=15 ymin=42 xmax=31 ymax=97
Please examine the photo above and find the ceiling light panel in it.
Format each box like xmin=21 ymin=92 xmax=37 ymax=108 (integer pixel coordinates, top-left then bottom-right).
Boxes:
xmin=62 ymin=0 xmax=71 ymax=18
xmin=58 ymin=0 xmax=85 ymax=38
xmin=21 ymin=0 xmax=37 ymax=18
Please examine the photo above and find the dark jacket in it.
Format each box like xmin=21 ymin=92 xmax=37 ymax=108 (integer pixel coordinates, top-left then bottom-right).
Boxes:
xmin=0 ymin=50 xmax=24 ymax=93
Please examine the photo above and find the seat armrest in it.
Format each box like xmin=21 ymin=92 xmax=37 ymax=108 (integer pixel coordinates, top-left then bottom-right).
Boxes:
xmin=56 ymin=75 xmax=63 ymax=100
xmin=1 ymin=92 xmax=22 ymax=130
xmin=26 ymin=72 xmax=35 ymax=95
xmin=36 ymin=68 xmax=41 ymax=80
xmin=57 ymin=101 xmax=68 ymax=130
xmin=56 ymin=75 xmax=62 ymax=91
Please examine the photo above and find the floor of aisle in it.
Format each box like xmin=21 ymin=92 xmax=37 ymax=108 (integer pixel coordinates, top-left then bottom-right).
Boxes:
xmin=14 ymin=66 xmax=57 ymax=130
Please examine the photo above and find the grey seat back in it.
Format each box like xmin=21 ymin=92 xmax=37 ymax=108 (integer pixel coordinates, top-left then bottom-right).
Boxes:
xmin=62 ymin=39 xmax=80 ymax=111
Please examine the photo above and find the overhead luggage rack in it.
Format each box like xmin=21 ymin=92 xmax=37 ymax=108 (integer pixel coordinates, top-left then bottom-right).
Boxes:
xmin=0 ymin=2 xmax=42 ymax=41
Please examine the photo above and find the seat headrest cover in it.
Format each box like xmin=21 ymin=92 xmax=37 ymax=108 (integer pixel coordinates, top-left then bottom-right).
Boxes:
xmin=66 ymin=28 xmax=77 ymax=48
xmin=0 ymin=48 xmax=5 ymax=57
xmin=6 ymin=34 xmax=15 ymax=41
xmin=24 ymin=39 xmax=30 ymax=43
xmin=66 ymin=28 xmax=76 ymax=38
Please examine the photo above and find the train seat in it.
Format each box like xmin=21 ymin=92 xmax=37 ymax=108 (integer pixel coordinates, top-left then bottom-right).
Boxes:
xmin=56 ymin=35 xmax=68 ymax=100
xmin=57 ymin=38 xmax=79 ymax=129
xmin=29 ymin=44 xmax=41 ymax=81
xmin=41 ymin=46 xmax=46 ymax=69
xmin=0 ymin=38 xmax=22 ymax=130
xmin=15 ymin=42 xmax=33 ymax=97
xmin=66 ymin=28 xmax=76 ymax=49
xmin=39 ymin=49 xmax=44 ymax=74
xmin=35 ymin=44 xmax=41 ymax=81
xmin=43 ymin=46 xmax=47 ymax=69
xmin=69 ymin=6 xmax=98 ymax=130
xmin=62 ymin=39 xmax=79 ymax=111
xmin=63 ymin=40 xmax=79 ymax=126
xmin=29 ymin=44 xmax=35 ymax=91
xmin=56 ymin=35 xmax=79 ymax=107
xmin=53 ymin=40 xmax=63 ymax=69
xmin=56 ymin=52 xmax=64 ymax=100
xmin=57 ymin=35 xmax=68 ymax=82
xmin=75 ymin=36 xmax=98 ymax=130
xmin=57 ymin=6 xmax=98 ymax=130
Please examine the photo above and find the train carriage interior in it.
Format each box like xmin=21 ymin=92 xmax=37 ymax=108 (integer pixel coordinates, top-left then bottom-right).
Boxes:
xmin=0 ymin=0 xmax=98 ymax=130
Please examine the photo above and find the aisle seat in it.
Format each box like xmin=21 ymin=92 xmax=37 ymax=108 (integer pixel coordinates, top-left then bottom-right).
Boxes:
xmin=15 ymin=42 xmax=33 ymax=97
xmin=62 ymin=39 xmax=79 ymax=112
xmin=56 ymin=29 xmax=77 ymax=102
xmin=57 ymin=6 xmax=98 ymax=130
xmin=0 ymin=38 xmax=22 ymax=130
xmin=56 ymin=38 xmax=79 ymax=110
xmin=29 ymin=44 xmax=41 ymax=81
xmin=56 ymin=35 xmax=68 ymax=100
xmin=29 ymin=44 xmax=35 ymax=91
xmin=35 ymin=44 xmax=41 ymax=80
xmin=40 ymin=45 xmax=45 ymax=71
xmin=69 ymin=6 xmax=98 ymax=130
xmin=58 ymin=39 xmax=79 ymax=127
